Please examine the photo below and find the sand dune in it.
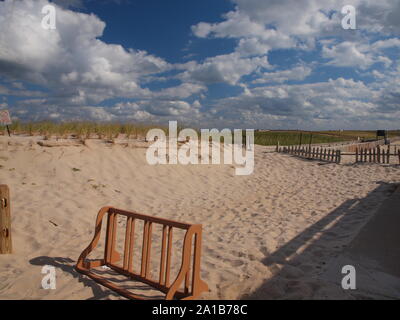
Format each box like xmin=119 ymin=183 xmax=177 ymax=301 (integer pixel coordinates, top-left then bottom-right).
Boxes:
xmin=0 ymin=136 xmax=399 ymax=299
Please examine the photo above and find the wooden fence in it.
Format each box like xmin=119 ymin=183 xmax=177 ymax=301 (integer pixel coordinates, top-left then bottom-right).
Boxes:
xmin=355 ymin=145 xmax=399 ymax=164
xmin=277 ymin=145 xmax=341 ymax=164
xmin=340 ymin=139 xmax=386 ymax=153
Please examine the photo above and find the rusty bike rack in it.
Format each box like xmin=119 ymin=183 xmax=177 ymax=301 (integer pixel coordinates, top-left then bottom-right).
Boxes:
xmin=75 ymin=207 xmax=209 ymax=300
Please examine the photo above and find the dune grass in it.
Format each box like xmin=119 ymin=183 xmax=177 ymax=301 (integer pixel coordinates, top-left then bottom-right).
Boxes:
xmin=6 ymin=121 xmax=166 ymax=140
xmin=3 ymin=122 xmax=399 ymax=146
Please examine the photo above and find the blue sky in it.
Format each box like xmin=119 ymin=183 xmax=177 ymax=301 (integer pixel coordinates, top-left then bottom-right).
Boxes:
xmin=0 ymin=0 xmax=399 ymax=129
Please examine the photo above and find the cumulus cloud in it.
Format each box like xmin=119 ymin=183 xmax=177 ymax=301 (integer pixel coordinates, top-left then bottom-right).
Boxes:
xmin=181 ymin=53 xmax=270 ymax=85
xmin=0 ymin=0 xmax=172 ymax=103
xmin=1 ymin=0 xmax=400 ymax=129
xmin=0 ymin=0 xmax=208 ymax=122
xmin=204 ymin=75 xmax=400 ymax=129
xmin=253 ymin=65 xmax=312 ymax=84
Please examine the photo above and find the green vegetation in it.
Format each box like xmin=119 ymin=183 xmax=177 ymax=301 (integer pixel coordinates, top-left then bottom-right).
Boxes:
xmin=254 ymin=131 xmax=353 ymax=146
xmin=317 ymin=130 xmax=376 ymax=140
xmin=6 ymin=121 xmax=167 ymax=140
xmin=3 ymin=121 xmax=399 ymax=146
xmin=254 ymin=130 xmax=400 ymax=146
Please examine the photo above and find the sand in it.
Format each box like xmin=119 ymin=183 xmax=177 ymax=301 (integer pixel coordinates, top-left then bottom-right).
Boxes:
xmin=0 ymin=135 xmax=399 ymax=300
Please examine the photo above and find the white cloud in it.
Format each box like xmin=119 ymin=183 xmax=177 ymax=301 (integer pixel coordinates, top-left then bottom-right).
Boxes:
xmin=181 ymin=53 xmax=270 ymax=85
xmin=1 ymin=0 xmax=400 ymax=129
xmin=0 ymin=0 xmax=170 ymax=105
xmin=253 ymin=65 xmax=312 ymax=84
xmin=322 ymin=41 xmax=375 ymax=69
xmin=204 ymin=76 xmax=400 ymax=129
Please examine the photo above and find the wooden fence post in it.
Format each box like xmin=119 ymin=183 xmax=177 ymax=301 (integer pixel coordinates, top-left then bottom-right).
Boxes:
xmin=387 ymin=146 xmax=390 ymax=164
xmin=356 ymin=148 xmax=358 ymax=163
xmin=0 ymin=185 xmax=12 ymax=254
xmin=377 ymin=145 xmax=381 ymax=163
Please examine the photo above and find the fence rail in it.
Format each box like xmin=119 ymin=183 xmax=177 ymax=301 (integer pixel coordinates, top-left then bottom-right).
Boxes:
xmin=277 ymin=145 xmax=341 ymax=164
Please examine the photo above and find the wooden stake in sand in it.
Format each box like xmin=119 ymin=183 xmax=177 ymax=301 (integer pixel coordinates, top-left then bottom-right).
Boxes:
xmin=0 ymin=185 xmax=12 ymax=254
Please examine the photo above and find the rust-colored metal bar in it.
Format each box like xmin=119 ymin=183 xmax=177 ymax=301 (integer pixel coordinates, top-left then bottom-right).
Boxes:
xmin=145 ymin=222 xmax=153 ymax=278
xmin=123 ymin=217 xmax=132 ymax=270
xmin=141 ymin=221 xmax=150 ymax=277
xmin=105 ymin=212 xmax=117 ymax=264
xmin=127 ymin=218 xmax=135 ymax=272
xmin=184 ymin=238 xmax=193 ymax=294
xmin=191 ymin=229 xmax=208 ymax=297
xmin=159 ymin=225 xmax=168 ymax=285
xmin=165 ymin=226 xmax=173 ymax=287
xmin=75 ymin=206 xmax=208 ymax=300
xmin=109 ymin=207 xmax=191 ymax=229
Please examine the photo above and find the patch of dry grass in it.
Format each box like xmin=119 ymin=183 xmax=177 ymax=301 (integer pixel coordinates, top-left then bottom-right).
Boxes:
xmin=5 ymin=121 xmax=167 ymax=140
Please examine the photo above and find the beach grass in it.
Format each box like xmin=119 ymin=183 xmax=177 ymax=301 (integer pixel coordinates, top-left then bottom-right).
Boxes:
xmin=6 ymin=121 xmax=166 ymax=140
xmin=3 ymin=122 xmax=399 ymax=146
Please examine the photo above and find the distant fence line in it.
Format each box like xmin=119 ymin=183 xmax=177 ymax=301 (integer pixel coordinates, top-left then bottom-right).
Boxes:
xmin=339 ymin=139 xmax=386 ymax=153
xmin=277 ymin=144 xmax=400 ymax=165
xmin=355 ymin=145 xmax=400 ymax=164
xmin=277 ymin=145 xmax=341 ymax=164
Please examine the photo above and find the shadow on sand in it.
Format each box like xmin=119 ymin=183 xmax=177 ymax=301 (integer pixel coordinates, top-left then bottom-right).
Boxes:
xmin=29 ymin=257 xmax=164 ymax=299
xmin=241 ymin=181 xmax=398 ymax=300
xmin=29 ymin=256 xmax=118 ymax=300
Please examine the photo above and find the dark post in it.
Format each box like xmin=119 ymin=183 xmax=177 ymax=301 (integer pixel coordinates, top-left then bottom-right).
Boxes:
xmin=0 ymin=185 xmax=12 ymax=254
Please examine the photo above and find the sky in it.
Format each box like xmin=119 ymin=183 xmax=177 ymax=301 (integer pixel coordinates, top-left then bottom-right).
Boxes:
xmin=0 ymin=0 xmax=399 ymax=130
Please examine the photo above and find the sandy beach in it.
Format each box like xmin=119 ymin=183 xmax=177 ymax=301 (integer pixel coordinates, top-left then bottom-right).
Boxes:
xmin=0 ymin=135 xmax=399 ymax=300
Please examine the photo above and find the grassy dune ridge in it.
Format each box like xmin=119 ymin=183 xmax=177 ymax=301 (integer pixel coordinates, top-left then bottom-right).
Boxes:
xmin=2 ymin=121 xmax=399 ymax=146
xmin=5 ymin=121 xmax=167 ymax=140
